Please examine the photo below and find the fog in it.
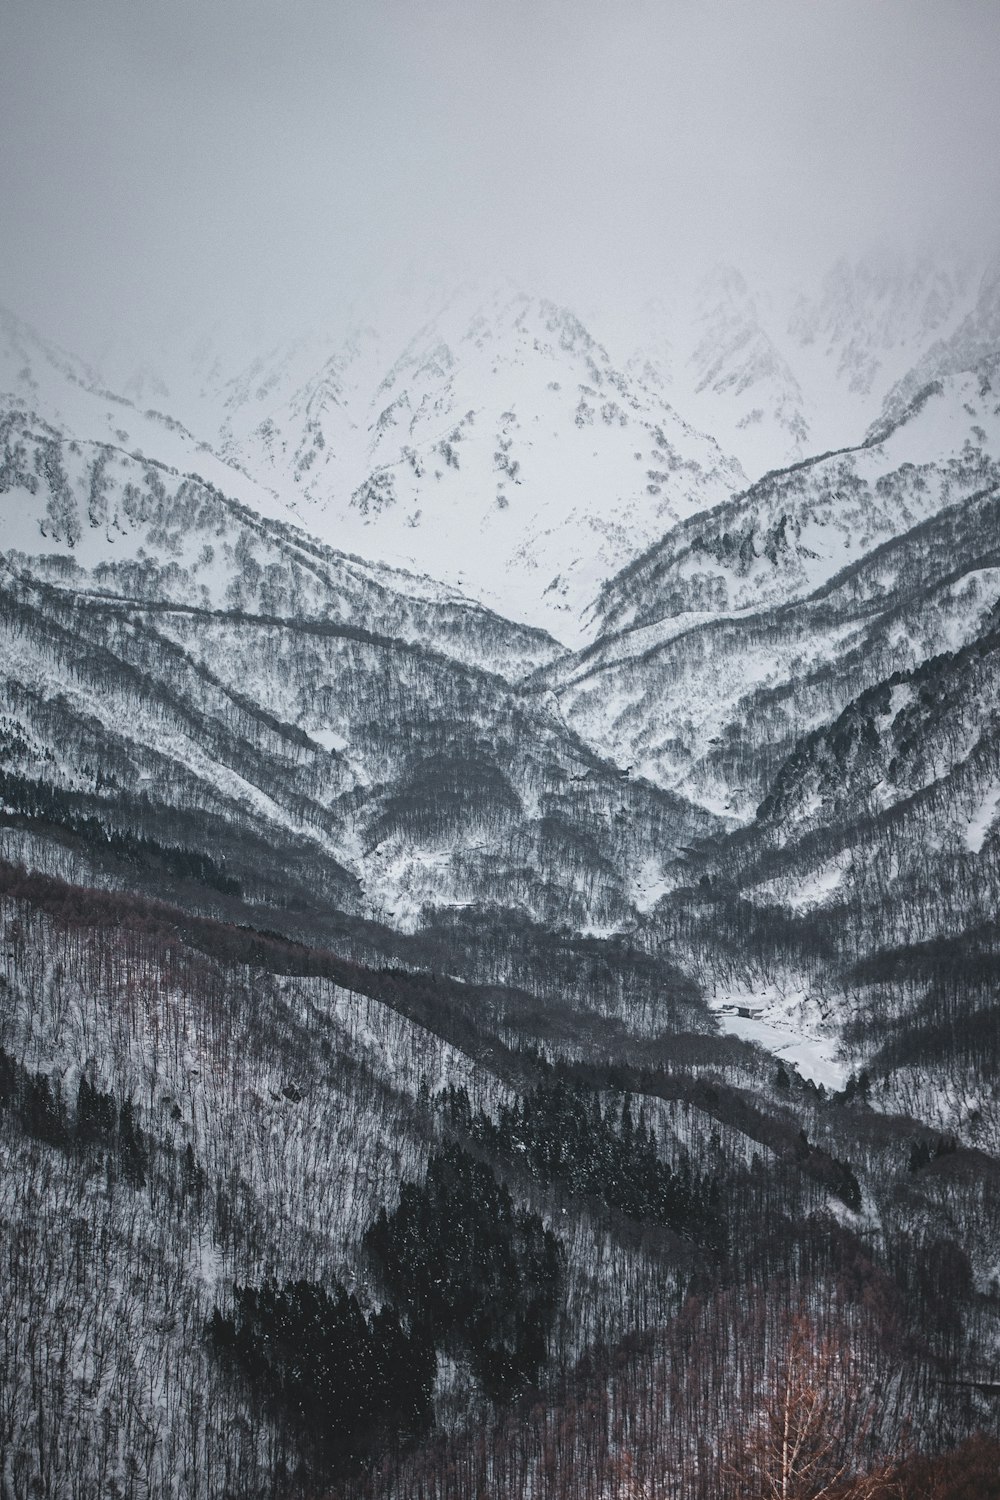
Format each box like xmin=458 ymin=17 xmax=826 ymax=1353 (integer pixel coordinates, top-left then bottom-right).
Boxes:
xmin=3 ymin=0 xmax=1000 ymax=357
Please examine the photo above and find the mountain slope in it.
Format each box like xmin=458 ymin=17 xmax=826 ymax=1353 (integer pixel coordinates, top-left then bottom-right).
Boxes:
xmin=589 ymin=368 xmax=1000 ymax=637
xmin=206 ymin=288 xmax=747 ymax=642
xmin=0 ymin=401 xmax=720 ymax=943
xmin=878 ymin=252 xmax=1000 ymax=427
xmin=675 ymin=604 xmax=1000 ymax=1143
xmin=626 ymin=249 xmax=982 ymax=477
xmin=0 ymin=402 xmax=563 ymax=681
xmin=541 ymin=372 xmax=1000 ymax=814
xmin=4 ymin=267 xmax=1000 ymax=1500
xmin=40 ymin=251 xmax=989 ymax=645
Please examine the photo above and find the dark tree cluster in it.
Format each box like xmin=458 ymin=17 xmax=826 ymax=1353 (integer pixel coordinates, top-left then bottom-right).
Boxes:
xmin=365 ymin=1140 xmax=564 ymax=1399
xmin=208 ymin=1278 xmax=435 ymax=1481
xmin=0 ymin=1047 xmax=147 ymax=1181
xmin=440 ymin=1073 xmax=726 ymax=1248
xmin=0 ymin=768 xmax=242 ymax=895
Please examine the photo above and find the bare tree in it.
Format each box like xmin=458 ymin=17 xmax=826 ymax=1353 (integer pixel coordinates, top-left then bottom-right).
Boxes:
xmin=726 ymin=1311 xmax=902 ymax=1500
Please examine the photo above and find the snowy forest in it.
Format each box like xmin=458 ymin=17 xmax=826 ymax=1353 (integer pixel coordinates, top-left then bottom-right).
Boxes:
xmin=4 ymin=3 xmax=1000 ymax=1490
xmin=2 ymin=265 xmax=1000 ymax=1496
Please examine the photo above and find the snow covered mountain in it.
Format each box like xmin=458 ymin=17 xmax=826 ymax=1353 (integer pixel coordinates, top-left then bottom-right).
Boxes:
xmin=877 ymin=250 xmax=1000 ymax=425
xmin=0 ymin=305 xmax=268 ymax=511
xmin=0 ymin=395 xmax=726 ymax=941
xmin=0 ymin=402 xmax=562 ymax=682
xmin=5 ymin=246 xmax=1000 ymax=1012
xmin=543 ymin=366 xmax=1000 ymax=817
xmin=5 ymin=251 xmax=1000 ymax=1499
xmin=75 ymin=252 xmax=986 ymax=650
xmin=180 ymin=287 xmax=746 ymax=643
xmin=623 ymin=248 xmax=983 ymax=478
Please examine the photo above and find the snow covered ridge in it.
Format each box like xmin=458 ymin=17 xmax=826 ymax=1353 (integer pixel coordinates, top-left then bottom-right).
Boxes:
xmin=540 ymin=481 xmax=1000 ymax=820
xmin=587 ymin=367 xmax=1000 ymax=639
xmin=0 ymin=285 xmax=741 ymax=654
xmin=876 ymin=250 xmax=1000 ymax=428
xmin=0 ymin=302 xmax=283 ymax=521
xmin=756 ymin=603 xmax=1000 ymax=839
xmin=733 ymin=599 xmax=1000 ymax=948
xmin=0 ymin=528 xmax=720 ymax=940
xmin=0 ymin=402 xmax=563 ymax=682
xmin=4 ymin=248 xmax=993 ymax=647
xmin=534 ymin=374 xmax=1000 ymax=816
xmin=198 ymin=287 xmax=747 ymax=644
xmin=626 ymin=248 xmax=983 ymax=477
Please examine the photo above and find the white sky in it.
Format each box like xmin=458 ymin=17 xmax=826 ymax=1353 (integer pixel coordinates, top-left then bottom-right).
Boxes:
xmin=3 ymin=0 xmax=1000 ymax=356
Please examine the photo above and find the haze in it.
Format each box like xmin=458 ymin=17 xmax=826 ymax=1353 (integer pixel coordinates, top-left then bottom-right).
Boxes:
xmin=3 ymin=0 xmax=1000 ymax=359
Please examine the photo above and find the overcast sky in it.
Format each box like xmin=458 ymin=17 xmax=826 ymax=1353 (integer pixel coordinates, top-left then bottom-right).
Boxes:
xmin=3 ymin=0 xmax=1000 ymax=356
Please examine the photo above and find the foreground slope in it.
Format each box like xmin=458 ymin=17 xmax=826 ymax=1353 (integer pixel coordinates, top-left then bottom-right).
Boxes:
xmin=3 ymin=861 xmax=997 ymax=1499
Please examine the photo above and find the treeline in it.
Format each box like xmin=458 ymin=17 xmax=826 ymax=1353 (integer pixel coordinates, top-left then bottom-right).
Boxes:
xmin=206 ymin=1139 xmax=564 ymax=1482
xmin=0 ymin=858 xmax=498 ymax=1058
xmin=2 ymin=861 xmax=996 ymax=1498
xmin=541 ymin=1056 xmax=862 ymax=1213
xmin=420 ymin=902 xmax=707 ymax=1034
xmin=336 ymin=1272 xmax=990 ymax=1500
xmin=0 ymin=857 xmax=675 ymax=1077
xmin=0 ymin=768 xmax=241 ymax=894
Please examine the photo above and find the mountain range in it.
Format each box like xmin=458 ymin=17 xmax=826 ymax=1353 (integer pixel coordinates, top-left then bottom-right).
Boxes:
xmin=2 ymin=248 xmax=1000 ymax=1498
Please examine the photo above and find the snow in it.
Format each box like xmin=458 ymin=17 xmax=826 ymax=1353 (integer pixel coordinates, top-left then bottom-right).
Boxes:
xmin=924 ymin=567 xmax=1000 ymax=654
xmin=547 ymin=605 xmax=862 ymax=815
xmin=10 ymin=264 xmax=1000 ymax=660
xmin=751 ymin=854 xmax=850 ymax=913
xmin=628 ymin=855 xmax=676 ymax=914
xmin=709 ymin=981 xmax=849 ymax=1090
xmin=310 ymin=727 xmax=348 ymax=754
xmin=964 ymin=782 xmax=1000 ymax=854
xmin=615 ymin=248 xmax=985 ymax=480
xmin=45 ymin=286 xmax=746 ymax=647
xmin=717 ymin=1014 xmax=848 ymax=1091
xmin=887 ymin=682 xmax=914 ymax=721
xmin=361 ymin=845 xmax=462 ymax=932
